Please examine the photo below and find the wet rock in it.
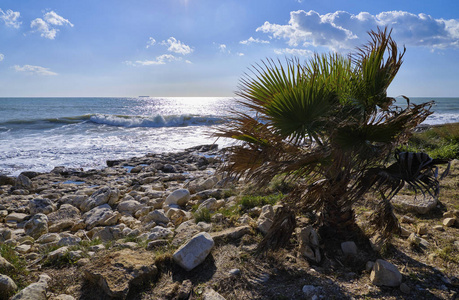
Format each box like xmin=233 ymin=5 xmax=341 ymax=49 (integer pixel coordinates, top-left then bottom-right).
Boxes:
xmin=370 ymin=259 xmax=402 ymax=287
xmin=11 ymin=274 xmax=50 ymax=300
xmin=173 ymin=232 xmax=214 ymax=271
xmin=29 ymin=198 xmax=56 ymax=215
xmin=83 ymin=249 xmax=157 ymax=299
xmin=0 ymin=175 xmax=15 ymax=186
xmin=24 ymin=213 xmax=48 ymax=239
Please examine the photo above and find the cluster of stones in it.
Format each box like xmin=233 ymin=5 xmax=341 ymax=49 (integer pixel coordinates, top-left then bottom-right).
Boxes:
xmin=0 ymin=144 xmax=457 ymax=299
xmin=0 ymin=145 xmax=234 ymax=299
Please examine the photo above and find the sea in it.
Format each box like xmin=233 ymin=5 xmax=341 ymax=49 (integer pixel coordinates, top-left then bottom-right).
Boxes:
xmin=0 ymin=96 xmax=458 ymax=176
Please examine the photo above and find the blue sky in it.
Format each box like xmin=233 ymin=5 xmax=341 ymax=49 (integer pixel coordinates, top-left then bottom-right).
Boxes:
xmin=0 ymin=0 xmax=458 ymax=97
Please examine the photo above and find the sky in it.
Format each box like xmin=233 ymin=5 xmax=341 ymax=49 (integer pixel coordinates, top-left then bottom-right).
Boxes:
xmin=0 ymin=0 xmax=458 ymax=97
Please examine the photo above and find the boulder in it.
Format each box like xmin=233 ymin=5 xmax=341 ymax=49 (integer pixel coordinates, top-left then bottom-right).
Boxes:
xmin=298 ymin=226 xmax=321 ymax=263
xmin=341 ymin=241 xmax=358 ymax=256
xmin=171 ymin=220 xmax=201 ymax=247
xmin=370 ymin=259 xmax=402 ymax=287
xmin=83 ymin=249 xmax=157 ymax=299
xmin=0 ymin=274 xmax=17 ymax=296
xmin=15 ymin=174 xmax=34 ymax=191
xmin=117 ymin=200 xmax=142 ymax=216
xmin=443 ymin=217 xmax=457 ymax=227
xmin=173 ymin=232 xmax=214 ymax=271
xmin=24 ymin=213 xmax=48 ymax=239
xmin=5 ymin=212 xmax=28 ymax=223
xmin=257 ymin=205 xmax=274 ymax=235
xmin=197 ymin=198 xmax=224 ymax=212
xmin=47 ymin=204 xmax=81 ymax=232
xmin=80 ymin=187 xmax=120 ymax=212
xmin=93 ymin=225 xmax=126 ymax=242
xmin=83 ymin=204 xmax=120 ymax=230
xmin=142 ymin=210 xmax=170 ymax=225
xmin=148 ymin=226 xmax=173 ymax=241
xmin=29 ymin=198 xmax=56 ymax=215
xmin=0 ymin=255 xmax=14 ymax=270
xmin=10 ymin=274 xmax=50 ymax=300
xmin=203 ymin=287 xmax=226 ymax=300
xmin=164 ymin=189 xmax=190 ymax=207
xmin=392 ymin=195 xmax=437 ymax=214
xmin=210 ymin=226 xmax=251 ymax=245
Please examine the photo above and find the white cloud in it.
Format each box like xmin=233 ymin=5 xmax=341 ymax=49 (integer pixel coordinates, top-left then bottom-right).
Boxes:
xmin=161 ymin=37 xmax=193 ymax=55
xmin=31 ymin=18 xmax=57 ymax=39
xmin=218 ymin=44 xmax=229 ymax=53
xmin=13 ymin=65 xmax=58 ymax=76
xmin=0 ymin=54 xmax=4 ymax=62
xmin=274 ymin=48 xmax=313 ymax=56
xmin=257 ymin=10 xmax=459 ymax=50
xmin=237 ymin=52 xmax=245 ymax=56
xmin=146 ymin=37 xmax=156 ymax=48
xmin=239 ymin=37 xmax=270 ymax=45
xmin=125 ymin=54 xmax=181 ymax=66
xmin=31 ymin=11 xmax=73 ymax=39
xmin=0 ymin=9 xmax=21 ymax=28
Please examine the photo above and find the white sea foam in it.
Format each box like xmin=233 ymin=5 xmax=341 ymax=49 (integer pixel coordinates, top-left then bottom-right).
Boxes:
xmin=423 ymin=113 xmax=459 ymax=125
xmin=89 ymin=114 xmax=224 ymax=128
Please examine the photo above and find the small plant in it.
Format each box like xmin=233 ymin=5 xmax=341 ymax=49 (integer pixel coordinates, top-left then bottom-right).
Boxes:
xmin=239 ymin=193 xmax=284 ymax=210
xmin=0 ymin=244 xmax=29 ymax=291
xmin=437 ymin=242 xmax=459 ymax=264
xmin=194 ymin=207 xmax=212 ymax=223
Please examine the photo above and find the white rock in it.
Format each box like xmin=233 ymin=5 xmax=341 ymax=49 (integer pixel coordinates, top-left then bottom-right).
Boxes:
xmin=24 ymin=213 xmax=48 ymax=239
xmin=173 ymin=232 xmax=214 ymax=271
xmin=5 ymin=212 xmax=28 ymax=223
xmin=164 ymin=189 xmax=191 ymax=207
xmin=370 ymin=259 xmax=402 ymax=287
xmin=148 ymin=226 xmax=173 ymax=241
xmin=203 ymin=287 xmax=226 ymax=300
xmin=117 ymin=200 xmax=142 ymax=216
xmin=10 ymin=274 xmax=50 ymax=300
xmin=443 ymin=217 xmax=457 ymax=227
xmin=83 ymin=204 xmax=120 ymax=230
xmin=257 ymin=205 xmax=274 ymax=235
xmin=80 ymin=187 xmax=120 ymax=212
xmin=142 ymin=210 xmax=170 ymax=224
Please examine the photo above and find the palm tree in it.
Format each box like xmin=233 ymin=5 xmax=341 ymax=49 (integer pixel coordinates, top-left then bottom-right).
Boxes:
xmin=217 ymin=28 xmax=449 ymax=252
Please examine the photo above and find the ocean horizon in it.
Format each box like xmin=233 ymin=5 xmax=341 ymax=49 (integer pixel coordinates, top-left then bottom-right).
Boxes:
xmin=1 ymin=96 xmax=458 ymax=176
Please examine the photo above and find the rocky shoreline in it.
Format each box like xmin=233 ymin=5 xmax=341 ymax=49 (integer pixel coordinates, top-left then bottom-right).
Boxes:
xmin=0 ymin=145 xmax=458 ymax=300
